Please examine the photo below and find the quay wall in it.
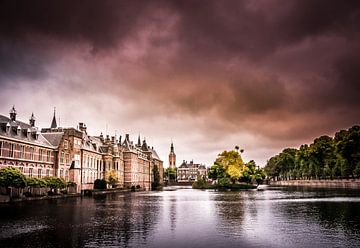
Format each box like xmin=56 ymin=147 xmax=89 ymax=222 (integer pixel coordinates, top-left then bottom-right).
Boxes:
xmin=270 ymin=179 xmax=360 ymax=188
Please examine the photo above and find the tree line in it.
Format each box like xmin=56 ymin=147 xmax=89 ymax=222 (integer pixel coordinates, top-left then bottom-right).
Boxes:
xmin=0 ymin=167 xmax=76 ymax=197
xmin=264 ymin=125 xmax=360 ymax=180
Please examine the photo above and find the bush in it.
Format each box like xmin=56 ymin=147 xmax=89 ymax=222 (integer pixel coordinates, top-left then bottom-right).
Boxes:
xmin=24 ymin=191 xmax=33 ymax=197
xmin=94 ymin=179 xmax=107 ymax=189
xmin=27 ymin=178 xmax=47 ymax=188
xmin=192 ymin=177 xmax=208 ymax=189
xmin=0 ymin=167 xmax=27 ymax=188
xmin=43 ymin=177 xmax=66 ymax=190
xmin=67 ymin=181 xmax=77 ymax=187
xmin=218 ymin=177 xmax=230 ymax=187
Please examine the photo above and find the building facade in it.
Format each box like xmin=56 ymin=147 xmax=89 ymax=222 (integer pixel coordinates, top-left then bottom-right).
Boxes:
xmin=0 ymin=106 xmax=163 ymax=191
xmin=177 ymin=160 xmax=207 ymax=182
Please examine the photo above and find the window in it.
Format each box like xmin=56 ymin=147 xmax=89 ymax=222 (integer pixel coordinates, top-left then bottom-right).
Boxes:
xmin=30 ymin=147 xmax=34 ymax=160
xmin=19 ymin=167 xmax=23 ymax=173
xmin=29 ymin=168 xmax=33 ymax=178
xmin=0 ymin=141 xmax=3 ymax=156
xmin=60 ymin=169 xmax=64 ymax=178
xmin=65 ymin=153 xmax=69 ymax=164
xmin=65 ymin=170 xmax=69 ymax=181
xmin=64 ymin=140 xmax=68 ymax=149
xmin=46 ymin=169 xmax=50 ymax=177
xmin=75 ymin=154 xmax=80 ymax=168
xmin=60 ymin=152 xmax=64 ymax=163
xmin=38 ymin=168 xmax=42 ymax=178
xmin=39 ymin=149 xmax=43 ymax=161
xmin=9 ymin=143 xmax=15 ymax=158
xmin=20 ymin=145 xmax=25 ymax=159
xmin=47 ymin=151 xmax=51 ymax=162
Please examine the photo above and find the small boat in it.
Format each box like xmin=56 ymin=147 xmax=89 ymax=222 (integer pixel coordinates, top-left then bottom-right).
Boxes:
xmin=257 ymin=185 xmax=268 ymax=191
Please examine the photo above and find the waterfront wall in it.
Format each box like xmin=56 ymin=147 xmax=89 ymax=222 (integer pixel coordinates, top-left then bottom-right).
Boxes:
xmin=270 ymin=179 xmax=360 ymax=188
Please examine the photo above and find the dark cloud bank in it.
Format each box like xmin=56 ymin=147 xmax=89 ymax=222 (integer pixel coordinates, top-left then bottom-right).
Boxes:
xmin=0 ymin=0 xmax=359 ymax=165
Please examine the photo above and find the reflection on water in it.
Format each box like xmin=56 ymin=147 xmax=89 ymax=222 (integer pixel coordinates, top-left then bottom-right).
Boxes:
xmin=0 ymin=187 xmax=359 ymax=248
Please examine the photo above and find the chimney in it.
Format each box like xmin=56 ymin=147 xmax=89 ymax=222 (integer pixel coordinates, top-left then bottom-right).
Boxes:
xmin=125 ymin=134 xmax=130 ymax=141
xmin=100 ymin=132 xmax=104 ymax=142
xmin=111 ymin=136 xmax=115 ymax=144
xmin=118 ymin=135 xmax=122 ymax=144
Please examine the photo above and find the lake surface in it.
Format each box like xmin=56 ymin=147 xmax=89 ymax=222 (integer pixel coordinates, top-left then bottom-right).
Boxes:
xmin=1 ymin=186 xmax=360 ymax=248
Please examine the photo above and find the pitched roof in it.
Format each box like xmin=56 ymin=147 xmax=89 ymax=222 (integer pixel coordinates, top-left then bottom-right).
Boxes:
xmin=41 ymin=132 xmax=64 ymax=146
xmin=0 ymin=114 xmax=54 ymax=147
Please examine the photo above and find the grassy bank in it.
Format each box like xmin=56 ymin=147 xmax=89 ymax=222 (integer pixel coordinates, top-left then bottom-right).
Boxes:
xmin=192 ymin=180 xmax=257 ymax=190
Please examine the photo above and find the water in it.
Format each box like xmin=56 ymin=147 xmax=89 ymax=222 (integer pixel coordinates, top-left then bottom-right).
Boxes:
xmin=0 ymin=186 xmax=360 ymax=248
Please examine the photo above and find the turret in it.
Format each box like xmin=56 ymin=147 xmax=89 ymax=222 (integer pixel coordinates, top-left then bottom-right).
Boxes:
xmin=29 ymin=113 xmax=36 ymax=127
xmin=9 ymin=106 xmax=16 ymax=121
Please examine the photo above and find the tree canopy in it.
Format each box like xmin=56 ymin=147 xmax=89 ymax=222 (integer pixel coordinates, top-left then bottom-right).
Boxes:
xmin=264 ymin=125 xmax=360 ymax=180
xmin=209 ymin=148 xmax=265 ymax=185
xmin=0 ymin=167 xmax=27 ymax=188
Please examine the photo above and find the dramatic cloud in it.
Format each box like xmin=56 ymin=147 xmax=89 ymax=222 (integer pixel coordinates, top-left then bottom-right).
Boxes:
xmin=0 ymin=0 xmax=359 ymax=166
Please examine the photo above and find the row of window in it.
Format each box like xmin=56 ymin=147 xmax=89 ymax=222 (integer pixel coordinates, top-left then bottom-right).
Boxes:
xmin=19 ymin=167 xmax=51 ymax=178
xmin=0 ymin=141 xmax=52 ymax=162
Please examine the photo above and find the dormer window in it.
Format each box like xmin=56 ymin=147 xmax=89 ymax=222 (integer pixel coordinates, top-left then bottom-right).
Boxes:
xmin=64 ymin=140 xmax=68 ymax=149
xmin=6 ymin=122 xmax=10 ymax=133
xmin=17 ymin=126 xmax=21 ymax=135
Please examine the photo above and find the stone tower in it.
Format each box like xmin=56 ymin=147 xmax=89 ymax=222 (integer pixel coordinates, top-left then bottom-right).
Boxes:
xmin=169 ymin=141 xmax=176 ymax=169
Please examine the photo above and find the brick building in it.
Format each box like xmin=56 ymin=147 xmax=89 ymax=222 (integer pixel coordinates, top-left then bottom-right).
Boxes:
xmin=0 ymin=106 xmax=163 ymax=191
xmin=177 ymin=160 xmax=207 ymax=182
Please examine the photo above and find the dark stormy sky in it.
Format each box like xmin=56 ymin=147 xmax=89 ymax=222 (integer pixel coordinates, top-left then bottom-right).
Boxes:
xmin=0 ymin=0 xmax=359 ymax=166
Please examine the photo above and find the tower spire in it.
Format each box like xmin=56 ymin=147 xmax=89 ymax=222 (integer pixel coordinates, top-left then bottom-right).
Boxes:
xmin=137 ymin=134 xmax=141 ymax=147
xmin=50 ymin=107 xmax=57 ymax=128
xmin=169 ymin=140 xmax=176 ymax=169
xmin=29 ymin=112 xmax=36 ymax=127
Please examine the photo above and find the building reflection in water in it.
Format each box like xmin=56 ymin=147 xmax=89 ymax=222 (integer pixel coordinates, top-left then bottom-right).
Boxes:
xmin=0 ymin=192 xmax=161 ymax=248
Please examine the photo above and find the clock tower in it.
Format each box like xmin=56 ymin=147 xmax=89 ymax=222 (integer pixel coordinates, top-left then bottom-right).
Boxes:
xmin=169 ymin=142 xmax=176 ymax=169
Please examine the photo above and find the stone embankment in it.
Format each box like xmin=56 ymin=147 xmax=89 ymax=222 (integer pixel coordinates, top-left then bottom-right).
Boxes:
xmin=270 ymin=179 xmax=360 ymax=188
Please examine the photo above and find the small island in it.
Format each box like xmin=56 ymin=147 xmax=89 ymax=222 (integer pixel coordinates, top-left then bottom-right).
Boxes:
xmin=192 ymin=147 xmax=265 ymax=190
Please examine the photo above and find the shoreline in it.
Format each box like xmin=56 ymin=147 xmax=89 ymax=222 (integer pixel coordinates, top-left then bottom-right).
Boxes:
xmin=0 ymin=188 xmax=134 ymax=204
xmin=269 ymin=179 xmax=360 ymax=188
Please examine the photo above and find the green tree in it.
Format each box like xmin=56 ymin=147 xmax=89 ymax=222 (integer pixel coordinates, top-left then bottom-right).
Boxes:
xmin=335 ymin=125 xmax=360 ymax=178
xmin=152 ymin=165 xmax=161 ymax=190
xmin=27 ymin=177 xmax=47 ymax=188
xmin=43 ymin=177 xmax=66 ymax=190
xmin=208 ymin=162 xmax=226 ymax=180
xmin=165 ymin=167 xmax=177 ymax=181
xmin=94 ymin=179 xmax=107 ymax=189
xmin=0 ymin=167 xmax=27 ymax=188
